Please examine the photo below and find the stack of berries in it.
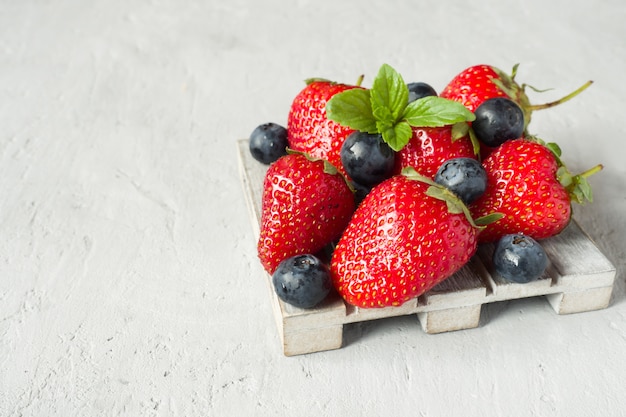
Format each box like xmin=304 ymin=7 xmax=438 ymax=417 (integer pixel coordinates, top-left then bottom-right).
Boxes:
xmin=248 ymin=63 xmax=600 ymax=309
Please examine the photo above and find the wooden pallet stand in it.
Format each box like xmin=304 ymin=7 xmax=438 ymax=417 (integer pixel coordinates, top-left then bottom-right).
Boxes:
xmin=237 ymin=139 xmax=617 ymax=356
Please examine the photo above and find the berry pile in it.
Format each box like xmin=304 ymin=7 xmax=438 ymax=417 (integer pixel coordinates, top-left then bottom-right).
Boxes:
xmin=249 ymin=63 xmax=601 ymax=309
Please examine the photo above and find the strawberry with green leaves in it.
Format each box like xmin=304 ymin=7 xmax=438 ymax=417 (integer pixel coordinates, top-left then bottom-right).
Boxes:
xmin=440 ymin=64 xmax=593 ymax=128
xmin=330 ymin=168 xmax=496 ymax=308
xmin=257 ymin=152 xmax=356 ymax=274
xmin=469 ymin=138 xmax=602 ymax=243
xmin=287 ymin=79 xmax=363 ymax=177
xmin=326 ymin=64 xmax=476 ymax=180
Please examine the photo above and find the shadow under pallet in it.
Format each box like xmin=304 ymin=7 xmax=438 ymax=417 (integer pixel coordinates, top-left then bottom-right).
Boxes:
xmin=237 ymin=139 xmax=617 ymax=356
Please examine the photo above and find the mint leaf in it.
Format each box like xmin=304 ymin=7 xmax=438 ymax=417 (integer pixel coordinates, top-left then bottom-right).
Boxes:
xmin=379 ymin=121 xmax=412 ymax=151
xmin=326 ymin=89 xmax=377 ymax=133
xmin=371 ymin=63 xmax=409 ymax=124
xmin=372 ymin=102 xmax=393 ymax=123
xmin=403 ymin=96 xmax=476 ymax=127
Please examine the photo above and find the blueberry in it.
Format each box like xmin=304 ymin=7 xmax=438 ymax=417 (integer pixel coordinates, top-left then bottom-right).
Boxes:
xmin=340 ymin=131 xmax=395 ymax=187
xmin=492 ymin=234 xmax=549 ymax=283
xmin=434 ymin=157 xmax=487 ymax=205
xmin=351 ymin=180 xmax=372 ymax=207
xmin=249 ymin=122 xmax=288 ymax=164
xmin=272 ymin=254 xmax=332 ymax=309
xmin=472 ymin=98 xmax=525 ymax=148
xmin=407 ymin=82 xmax=437 ymax=103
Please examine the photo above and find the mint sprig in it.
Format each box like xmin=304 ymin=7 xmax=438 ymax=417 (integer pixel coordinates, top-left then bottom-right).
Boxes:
xmin=326 ymin=63 xmax=476 ymax=152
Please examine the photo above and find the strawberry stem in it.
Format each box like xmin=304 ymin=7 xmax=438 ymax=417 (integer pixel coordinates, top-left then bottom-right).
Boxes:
xmin=578 ymin=163 xmax=603 ymax=178
xmin=527 ymin=80 xmax=593 ymax=111
xmin=355 ymin=74 xmax=365 ymax=87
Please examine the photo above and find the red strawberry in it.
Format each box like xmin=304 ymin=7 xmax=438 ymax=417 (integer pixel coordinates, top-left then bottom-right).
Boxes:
xmin=330 ymin=169 xmax=482 ymax=308
xmin=257 ymin=152 xmax=355 ymax=274
xmin=440 ymin=64 xmax=593 ymax=127
xmin=440 ymin=65 xmax=512 ymax=113
xmin=470 ymin=138 xmax=601 ymax=243
xmin=287 ymin=80 xmax=363 ymax=177
xmin=393 ymin=125 xmax=476 ymax=179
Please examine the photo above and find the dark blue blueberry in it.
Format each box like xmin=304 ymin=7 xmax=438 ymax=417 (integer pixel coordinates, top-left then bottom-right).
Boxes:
xmin=472 ymin=97 xmax=525 ymax=148
xmin=434 ymin=157 xmax=487 ymax=205
xmin=492 ymin=234 xmax=549 ymax=283
xmin=351 ymin=180 xmax=372 ymax=207
xmin=407 ymin=82 xmax=437 ymax=103
xmin=249 ymin=122 xmax=288 ymax=164
xmin=271 ymin=254 xmax=332 ymax=309
xmin=340 ymin=132 xmax=395 ymax=188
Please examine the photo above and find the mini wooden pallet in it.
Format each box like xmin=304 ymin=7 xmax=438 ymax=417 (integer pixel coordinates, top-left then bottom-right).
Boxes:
xmin=236 ymin=139 xmax=617 ymax=356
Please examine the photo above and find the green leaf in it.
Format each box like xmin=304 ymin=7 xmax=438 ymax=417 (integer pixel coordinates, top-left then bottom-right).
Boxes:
xmin=451 ymin=122 xmax=469 ymax=141
xmin=304 ymin=77 xmax=332 ymax=85
xmin=372 ymin=103 xmax=393 ymax=123
xmin=424 ymin=184 xmax=484 ymax=230
xmin=568 ymin=175 xmax=594 ymax=205
xmin=545 ymin=141 xmax=563 ymax=159
xmin=371 ymin=63 xmax=409 ymax=124
xmin=380 ymin=121 xmax=412 ymax=152
xmin=557 ymin=166 xmax=573 ymax=188
xmin=322 ymin=159 xmax=338 ymax=175
xmin=326 ymin=89 xmax=378 ymax=133
xmin=426 ymin=186 xmax=464 ymax=214
xmin=467 ymin=126 xmax=481 ymax=158
xmin=474 ymin=213 xmax=504 ymax=226
xmin=400 ymin=167 xmax=438 ymax=186
xmin=401 ymin=168 xmax=483 ymax=229
xmin=402 ymin=96 xmax=476 ymax=127
xmin=577 ymin=177 xmax=594 ymax=202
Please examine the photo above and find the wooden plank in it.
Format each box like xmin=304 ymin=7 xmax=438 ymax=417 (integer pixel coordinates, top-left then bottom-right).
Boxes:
xmin=418 ymin=304 xmax=482 ymax=334
xmin=541 ymin=221 xmax=616 ymax=288
xmin=343 ymin=298 xmax=420 ymax=324
xmin=546 ymin=286 xmax=614 ymax=314
xmin=418 ymin=257 xmax=489 ymax=310
xmin=237 ymin=139 xmax=617 ymax=355
xmin=282 ymin=324 xmax=344 ymax=357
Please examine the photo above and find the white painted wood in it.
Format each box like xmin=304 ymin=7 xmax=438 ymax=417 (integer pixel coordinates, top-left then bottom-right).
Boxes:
xmin=237 ymin=139 xmax=618 ymax=355
xmin=418 ymin=304 xmax=482 ymax=334
xmin=282 ymin=324 xmax=344 ymax=357
xmin=419 ymin=257 xmax=489 ymax=309
xmin=546 ymin=286 xmax=614 ymax=315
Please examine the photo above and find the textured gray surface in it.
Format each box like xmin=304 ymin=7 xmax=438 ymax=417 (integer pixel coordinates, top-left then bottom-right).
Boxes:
xmin=1 ymin=0 xmax=625 ymax=415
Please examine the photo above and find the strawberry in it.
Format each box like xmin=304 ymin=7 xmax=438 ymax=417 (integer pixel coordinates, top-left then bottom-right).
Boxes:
xmin=470 ymin=138 xmax=602 ymax=243
xmin=330 ymin=168 xmax=486 ymax=308
xmin=393 ymin=124 xmax=476 ymax=179
xmin=287 ymin=79 xmax=362 ymax=177
xmin=440 ymin=64 xmax=593 ymax=128
xmin=440 ymin=65 xmax=512 ymax=113
xmin=257 ymin=152 xmax=355 ymax=274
